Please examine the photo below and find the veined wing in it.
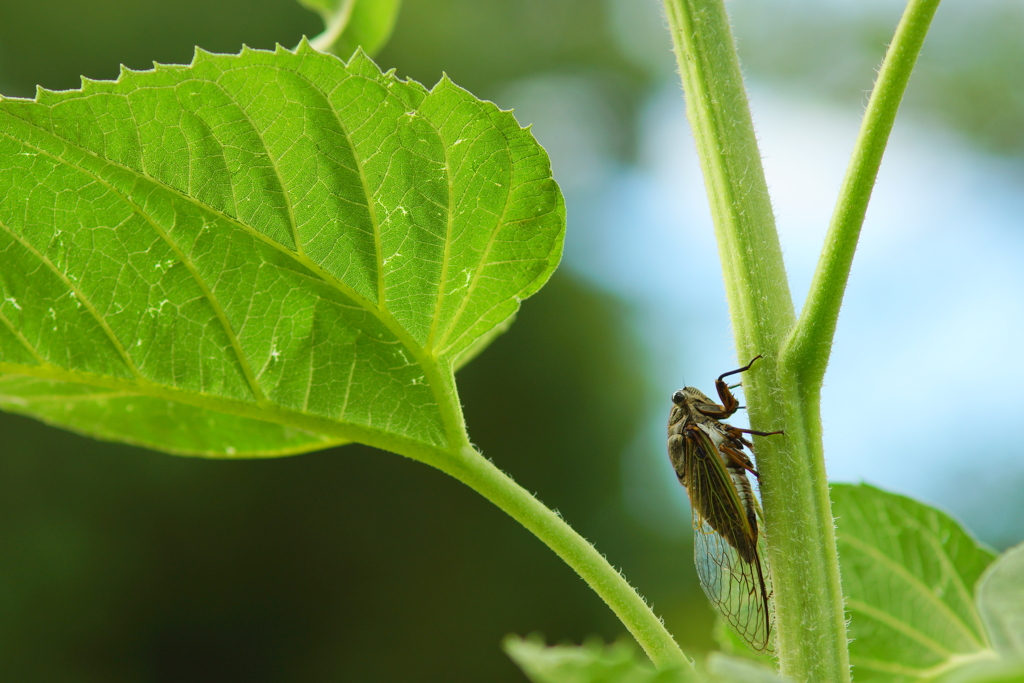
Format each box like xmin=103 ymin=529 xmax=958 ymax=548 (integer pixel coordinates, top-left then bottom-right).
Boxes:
xmin=684 ymin=424 xmax=774 ymax=652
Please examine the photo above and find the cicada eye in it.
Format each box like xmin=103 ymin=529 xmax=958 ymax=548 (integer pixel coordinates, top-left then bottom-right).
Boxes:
xmin=671 ymin=389 xmax=685 ymax=404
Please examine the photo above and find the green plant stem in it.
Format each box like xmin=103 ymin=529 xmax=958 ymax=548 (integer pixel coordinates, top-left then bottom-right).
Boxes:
xmin=661 ymin=0 xmax=794 ymax=355
xmin=433 ymin=443 xmax=691 ymax=671
xmin=309 ymin=0 xmax=356 ymax=52
xmin=418 ymin=358 xmax=690 ymax=670
xmin=663 ymin=1 xmax=851 ymax=682
xmin=780 ymin=0 xmax=942 ymax=387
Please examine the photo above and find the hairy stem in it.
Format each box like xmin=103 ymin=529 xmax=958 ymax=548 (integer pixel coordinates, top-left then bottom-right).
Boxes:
xmin=780 ymin=0 xmax=942 ymax=387
xmin=413 ymin=354 xmax=690 ymax=669
xmin=432 ymin=443 xmax=691 ymax=671
xmin=662 ymin=1 xmax=851 ymax=681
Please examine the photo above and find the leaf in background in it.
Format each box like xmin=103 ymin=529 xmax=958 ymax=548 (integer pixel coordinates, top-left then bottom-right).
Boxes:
xmin=977 ymin=541 xmax=1024 ymax=659
xmin=0 ymin=43 xmax=564 ymax=457
xmin=504 ymin=636 xmax=692 ymax=683
xmin=301 ymin=0 xmax=403 ymax=59
xmin=712 ymin=617 xmax=775 ymax=668
xmin=705 ymin=652 xmax=788 ymax=683
xmin=932 ymin=660 xmax=1024 ymax=683
xmin=832 ymin=483 xmax=998 ymax=683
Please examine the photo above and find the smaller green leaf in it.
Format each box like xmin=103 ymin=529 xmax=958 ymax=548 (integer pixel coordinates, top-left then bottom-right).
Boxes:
xmin=706 ymin=653 xmax=788 ymax=683
xmin=977 ymin=541 xmax=1024 ymax=659
xmin=712 ymin=618 xmax=775 ymax=668
xmin=504 ymin=635 xmax=691 ymax=683
xmin=303 ymin=0 xmax=403 ymax=59
xmin=832 ymin=483 xmax=998 ymax=683
xmin=933 ymin=660 xmax=1024 ymax=683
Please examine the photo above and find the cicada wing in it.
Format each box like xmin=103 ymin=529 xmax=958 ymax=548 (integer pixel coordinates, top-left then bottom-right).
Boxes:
xmin=684 ymin=425 xmax=774 ymax=653
xmin=693 ymin=517 xmax=774 ymax=653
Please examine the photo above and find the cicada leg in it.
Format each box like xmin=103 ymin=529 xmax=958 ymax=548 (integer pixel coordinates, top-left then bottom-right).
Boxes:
xmin=720 ymin=444 xmax=760 ymax=479
xmin=698 ymin=356 xmax=763 ymax=420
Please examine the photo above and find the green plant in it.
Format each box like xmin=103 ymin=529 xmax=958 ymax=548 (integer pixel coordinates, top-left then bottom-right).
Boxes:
xmin=0 ymin=0 xmax=1022 ymax=682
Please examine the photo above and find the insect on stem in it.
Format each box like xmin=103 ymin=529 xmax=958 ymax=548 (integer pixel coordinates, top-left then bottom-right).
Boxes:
xmin=666 ymin=358 xmax=782 ymax=652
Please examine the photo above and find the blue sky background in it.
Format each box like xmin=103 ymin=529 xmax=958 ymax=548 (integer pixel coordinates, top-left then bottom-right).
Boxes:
xmin=497 ymin=0 xmax=1024 ymax=550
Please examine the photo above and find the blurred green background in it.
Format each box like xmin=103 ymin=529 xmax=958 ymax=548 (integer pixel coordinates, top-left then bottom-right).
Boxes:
xmin=1 ymin=0 xmax=1023 ymax=680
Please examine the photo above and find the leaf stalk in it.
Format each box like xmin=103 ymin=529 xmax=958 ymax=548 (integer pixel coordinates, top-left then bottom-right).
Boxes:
xmin=435 ymin=443 xmax=692 ymax=671
xmin=395 ymin=354 xmax=691 ymax=670
xmin=309 ymin=0 xmax=357 ymax=53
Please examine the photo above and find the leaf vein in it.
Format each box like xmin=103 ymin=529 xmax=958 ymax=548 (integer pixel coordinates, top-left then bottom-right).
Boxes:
xmin=0 ymin=305 xmax=47 ymax=366
xmin=0 ymin=131 xmax=268 ymax=403
xmin=840 ymin=532 xmax=985 ymax=649
xmin=845 ymin=597 xmax=956 ymax=658
xmin=0 ymin=215 xmax=142 ymax=380
xmin=205 ymin=81 xmax=303 ymax=257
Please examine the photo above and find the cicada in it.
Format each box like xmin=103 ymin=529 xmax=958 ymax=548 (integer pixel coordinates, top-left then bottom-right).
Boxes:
xmin=667 ymin=355 xmax=782 ymax=652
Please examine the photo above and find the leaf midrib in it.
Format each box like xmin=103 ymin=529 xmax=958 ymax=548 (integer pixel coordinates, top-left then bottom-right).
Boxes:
xmin=851 ymin=649 xmax=998 ymax=679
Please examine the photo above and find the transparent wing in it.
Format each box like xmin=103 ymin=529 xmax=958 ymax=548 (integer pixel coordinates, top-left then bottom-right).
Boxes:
xmin=683 ymin=424 xmax=774 ymax=653
xmin=693 ymin=516 xmax=773 ymax=653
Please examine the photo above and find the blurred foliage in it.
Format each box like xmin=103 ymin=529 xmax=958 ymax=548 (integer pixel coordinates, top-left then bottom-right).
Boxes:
xmin=301 ymin=0 xmax=403 ymax=59
xmin=505 ymin=635 xmax=692 ymax=683
xmin=731 ymin=0 xmax=1024 ymax=157
xmin=613 ymin=0 xmax=1024 ymax=158
xmin=0 ymin=0 xmax=321 ymax=96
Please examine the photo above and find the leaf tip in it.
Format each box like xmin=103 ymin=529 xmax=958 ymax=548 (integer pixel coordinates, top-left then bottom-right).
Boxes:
xmin=295 ymin=35 xmax=315 ymax=54
xmin=273 ymin=42 xmax=300 ymax=57
xmin=79 ymin=75 xmax=101 ymax=93
xmin=191 ymin=45 xmax=213 ymax=65
xmin=344 ymin=46 xmax=375 ymax=72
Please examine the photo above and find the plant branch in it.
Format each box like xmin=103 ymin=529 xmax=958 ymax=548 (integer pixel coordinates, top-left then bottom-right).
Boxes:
xmin=417 ymin=364 xmax=690 ymax=670
xmin=432 ymin=443 xmax=692 ymax=671
xmin=780 ymin=0 xmax=942 ymax=388
xmin=309 ymin=0 xmax=356 ymax=53
xmin=662 ymin=0 xmax=794 ymax=356
xmin=663 ymin=2 xmax=851 ymax=682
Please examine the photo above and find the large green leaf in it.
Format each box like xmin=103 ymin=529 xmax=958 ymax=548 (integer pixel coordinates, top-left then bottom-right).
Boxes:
xmin=0 ymin=43 xmax=564 ymax=457
xmin=832 ymin=484 xmax=998 ymax=683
